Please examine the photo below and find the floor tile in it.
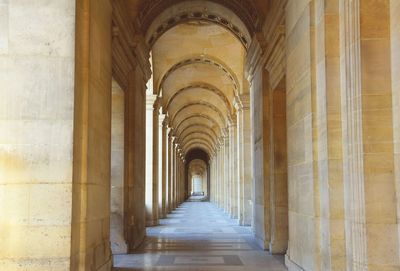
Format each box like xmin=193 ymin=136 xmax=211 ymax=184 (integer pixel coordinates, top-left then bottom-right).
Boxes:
xmin=113 ymin=202 xmax=287 ymax=271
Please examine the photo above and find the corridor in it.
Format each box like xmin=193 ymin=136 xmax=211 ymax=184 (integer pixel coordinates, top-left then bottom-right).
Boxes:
xmin=113 ymin=201 xmax=287 ymax=271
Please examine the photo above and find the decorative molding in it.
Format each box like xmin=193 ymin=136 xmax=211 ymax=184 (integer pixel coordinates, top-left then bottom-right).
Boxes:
xmin=262 ymin=0 xmax=286 ymax=91
xmin=112 ymin=1 xmax=152 ymax=88
xmin=145 ymin=94 xmax=158 ymax=109
xmin=245 ymin=33 xmax=267 ymax=82
xmin=245 ymin=0 xmax=286 ymax=90
xmin=234 ymin=94 xmax=250 ymax=111
xmin=138 ymin=0 xmax=262 ymax=36
xmin=146 ymin=11 xmax=250 ymax=49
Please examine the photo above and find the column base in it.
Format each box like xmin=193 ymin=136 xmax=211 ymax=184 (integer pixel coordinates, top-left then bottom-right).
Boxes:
xmin=253 ymin=234 xmax=268 ymax=250
xmin=146 ymin=219 xmax=159 ymax=227
xmin=285 ymin=254 xmax=306 ymax=271
xmin=269 ymin=241 xmax=287 ymax=254
xmin=239 ymin=218 xmax=251 ymax=226
xmin=230 ymin=214 xmax=238 ymax=219
xmin=97 ymin=256 xmax=113 ymax=271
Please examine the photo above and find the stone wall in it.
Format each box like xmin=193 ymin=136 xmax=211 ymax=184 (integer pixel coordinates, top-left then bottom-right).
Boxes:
xmin=283 ymin=0 xmax=400 ymax=270
xmin=391 ymin=1 xmax=400 ymax=263
xmin=285 ymin=0 xmax=320 ymax=269
xmin=0 ymin=1 xmax=76 ymax=270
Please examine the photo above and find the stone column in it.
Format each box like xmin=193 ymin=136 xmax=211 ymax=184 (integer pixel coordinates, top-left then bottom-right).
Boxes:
xmin=213 ymin=151 xmax=217 ymax=203
xmin=176 ymin=149 xmax=181 ymax=205
xmin=179 ymin=150 xmax=184 ymax=203
xmin=209 ymin=158 xmax=212 ymax=201
xmin=145 ymin=94 xmax=158 ymax=226
xmin=223 ymin=129 xmax=230 ymax=213
xmin=167 ymin=130 xmax=173 ymax=213
xmin=181 ymin=157 xmax=185 ymax=202
xmin=171 ymin=136 xmax=176 ymax=210
xmin=235 ymin=94 xmax=252 ymax=226
xmin=210 ymin=158 xmax=214 ymax=202
xmin=159 ymin=113 xmax=166 ymax=218
xmin=178 ymin=157 xmax=182 ymax=203
xmin=215 ymin=147 xmax=220 ymax=206
xmin=71 ymin=0 xmax=121 ymax=268
xmin=212 ymin=157 xmax=216 ymax=203
xmin=229 ymin=117 xmax=239 ymax=219
xmin=218 ymin=141 xmax=224 ymax=209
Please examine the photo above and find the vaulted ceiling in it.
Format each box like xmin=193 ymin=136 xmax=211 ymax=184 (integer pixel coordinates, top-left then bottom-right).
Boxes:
xmin=152 ymin=21 xmax=245 ymax=156
xmin=121 ymin=0 xmax=264 ymax=156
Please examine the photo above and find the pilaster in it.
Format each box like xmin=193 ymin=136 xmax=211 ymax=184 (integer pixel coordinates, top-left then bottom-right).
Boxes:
xmin=229 ymin=116 xmax=239 ymax=219
xmin=234 ymin=94 xmax=252 ymax=226
xmin=158 ymin=112 xmax=166 ymax=218
xmin=145 ymin=94 xmax=158 ymax=227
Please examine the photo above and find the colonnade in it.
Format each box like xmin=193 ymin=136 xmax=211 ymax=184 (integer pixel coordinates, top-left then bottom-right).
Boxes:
xmin=3 ymin=1 xmax=400 ymax=271
xmin=144 ymin=100 xmax=188 ymax=225
xmin=143 ymin=92 xmax=255 ymax=228
xmin=209 ymin=95 xmax=252 ymax=225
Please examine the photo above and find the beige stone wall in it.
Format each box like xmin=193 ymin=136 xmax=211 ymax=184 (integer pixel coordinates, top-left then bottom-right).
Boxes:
xmin=251 ymin=66 xmax=270 ymax=249
xmin=285 ymin=1 xmax=319 ymax=269
xmin=391 ymin=0 xmax=400 ymax=260
xmin=127 ymin=67 xmax=147 ymax=250
xmin=359 ymin=1 xmax=399 ymax=269
xmin=0 ymin=1 xmax=76 ymax=270
xmin=283 ymin=0 xmax=400 ymax=270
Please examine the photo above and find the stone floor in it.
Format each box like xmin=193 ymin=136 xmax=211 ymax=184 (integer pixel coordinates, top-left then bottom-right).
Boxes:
xmin=113 ymin=201 xmax=287 ymax=271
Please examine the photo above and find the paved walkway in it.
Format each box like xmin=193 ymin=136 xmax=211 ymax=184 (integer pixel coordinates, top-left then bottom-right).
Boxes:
xmin=113 ymin=202 xmax=287 ymax=271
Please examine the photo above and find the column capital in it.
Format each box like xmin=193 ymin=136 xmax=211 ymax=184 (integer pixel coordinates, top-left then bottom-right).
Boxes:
xmin=153 ymin=96 xmax=162 ymax=110
xmin=234 ymin=94 xmax=250 ymax=111
xmin=229 ymin=114 xmax=237 ymax=126
xmin=218 ymin=136 xmax=225 ymax=147
xmin=159 ymin=113 xmax=166 ymax=126
xmin=222 ymin=127 xmax=229 ymax=139
xmin=168 ymin=128 xmax=175 ymax=138
xmin=245 ymin=32 xmax=268 ymax=83
xmin=146 ymin=94 xmax=157 ymax=109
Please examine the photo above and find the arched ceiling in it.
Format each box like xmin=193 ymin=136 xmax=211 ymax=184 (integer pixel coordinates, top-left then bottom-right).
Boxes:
xmin=140 ymin=0 xmax=262 ymax=39
xmin=188 ymin=159 xmax=207 ymax=176
xmin=146 ymin=0 xmax=248 ymax=156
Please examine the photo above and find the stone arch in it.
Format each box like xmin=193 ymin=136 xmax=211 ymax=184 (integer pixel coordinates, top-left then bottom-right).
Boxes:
xmin=181 ymin=131 xmax=217 ymax=149
xmin=164 ymin=83 xmax=233 ymax=114
xmin=158 ymin=56 xmax=240 ymax=96
xmin=174 ymin=114 xmax=222 ymax=136
xmin=184 ymin=142 xmax=214 ymax=156
xmin=142 ymin=0 xmax=258 ymax=49
xmin=179 ymin=124 xmax=218 ymax=144
xmin=170 ymin=101 xmax=227 ymax=126
xmin=183 ymin=137 xmax=214 ymax=150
